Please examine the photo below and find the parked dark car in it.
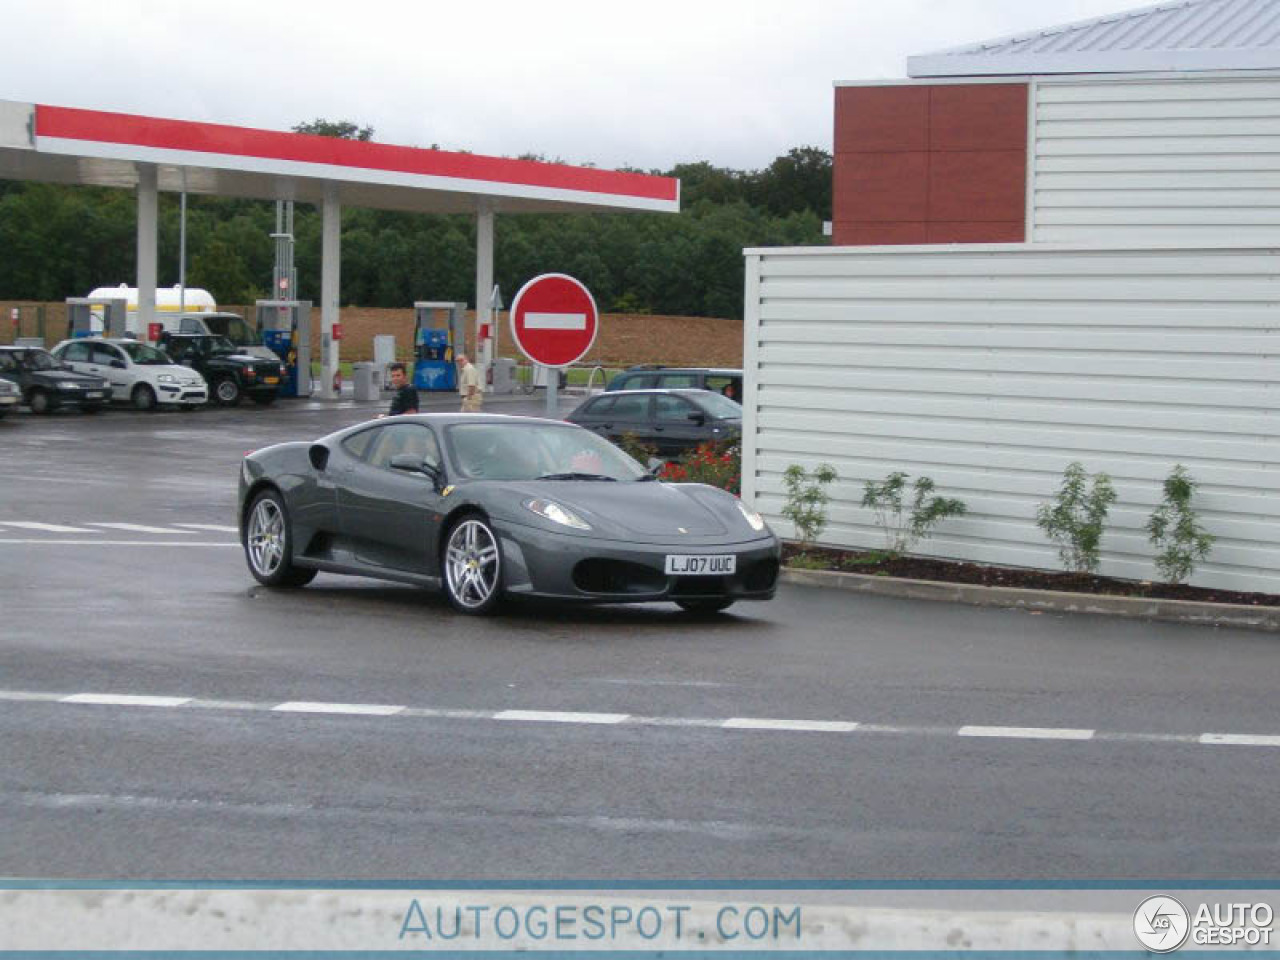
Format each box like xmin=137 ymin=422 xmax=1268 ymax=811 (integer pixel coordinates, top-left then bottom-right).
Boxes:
xmin=0 ymin=346 xmax=112 ymax=414
xmin=239 ymin=414 xmax=778 ymax=615
xmin=157 ymin=333 xmax=285 ymax=406
xmin=606 ymin=365 xmax=743 ymax=401
xmin=565 ymin=388 xmax=742 ymax=457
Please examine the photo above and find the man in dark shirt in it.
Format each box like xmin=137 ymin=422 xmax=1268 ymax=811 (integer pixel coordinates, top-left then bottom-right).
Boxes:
xmin=382 ymin=362 xmax=419 ymax=417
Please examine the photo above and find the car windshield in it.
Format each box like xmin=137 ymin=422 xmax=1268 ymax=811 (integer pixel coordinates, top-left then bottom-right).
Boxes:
xmin=118 ymin=342 xmax=171 ymax=365
xmin=447 ymin=422 xmax=648 ymax=482
xmin=23 ymin=350 xmax=57 ymax=371
xmin=692 ymin=391 xmax=743 ymax=419
xmin=205 ymin=336 xmax=237 ymax=354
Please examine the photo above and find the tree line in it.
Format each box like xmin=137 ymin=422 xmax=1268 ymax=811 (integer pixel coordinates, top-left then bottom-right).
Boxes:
xmin=0 ymin=136 xmax=829 ymax=320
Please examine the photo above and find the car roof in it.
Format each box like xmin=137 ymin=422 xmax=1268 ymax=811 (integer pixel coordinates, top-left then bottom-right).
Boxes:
xmin=620 ymin=366 xmax=741 ymax=374
xmin=592 ymin=387 xmax=723 ymax=397
xmin=335 ymin=412 xmax=580 ymax=436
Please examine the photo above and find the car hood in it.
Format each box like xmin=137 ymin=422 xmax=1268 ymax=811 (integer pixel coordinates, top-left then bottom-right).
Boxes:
xmin=30 ymin=369 xmax=109 ymax=387
xmin=493 ymin=479 xmax=736 ymax=539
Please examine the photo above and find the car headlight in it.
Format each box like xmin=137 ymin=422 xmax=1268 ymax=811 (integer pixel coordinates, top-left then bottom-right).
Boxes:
xmin=735 ymin=498 xmax=767 ymax=532
xmin=525 ymin=498 xmax=591 ymax=530
xmin=158 ymin=374 xmax=177 ymax=383
xmin=57 ymin=381 xmax=81 ymax=389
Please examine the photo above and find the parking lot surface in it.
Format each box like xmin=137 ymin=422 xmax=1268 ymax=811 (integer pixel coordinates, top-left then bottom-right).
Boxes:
xmin=2 ymin=394 xmax=1278 ymax=880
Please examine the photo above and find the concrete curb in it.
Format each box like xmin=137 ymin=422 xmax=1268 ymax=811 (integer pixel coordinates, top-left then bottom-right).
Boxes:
xmin=781 ymin=566 xmax=1280 ymax=632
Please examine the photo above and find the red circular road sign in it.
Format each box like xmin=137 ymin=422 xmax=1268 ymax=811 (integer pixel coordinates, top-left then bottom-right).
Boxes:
xmin=509 ymin=273 xmax=599 ymax=368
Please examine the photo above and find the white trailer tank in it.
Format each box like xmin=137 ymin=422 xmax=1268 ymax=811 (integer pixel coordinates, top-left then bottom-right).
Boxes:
xmin=87 ymin=284 xmax=218 ymax=334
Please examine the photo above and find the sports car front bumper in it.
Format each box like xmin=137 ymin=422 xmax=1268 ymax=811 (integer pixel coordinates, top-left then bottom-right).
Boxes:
xmin=494 ymin=520 xmax=780 ymax=604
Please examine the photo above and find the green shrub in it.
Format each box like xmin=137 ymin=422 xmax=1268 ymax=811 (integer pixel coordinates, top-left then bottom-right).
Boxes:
xmin=860 ymin=472 xmax=967 ymax=559
xmin=781 ymin=463 xmax=838 ymax=549
xmin=1036 ymin=462 xmax=1117 ymax=574
xmin=658 ymin=438 xmax=740 ymax=495
xmin=1147 ymin=464 xmax=1215 ymax=585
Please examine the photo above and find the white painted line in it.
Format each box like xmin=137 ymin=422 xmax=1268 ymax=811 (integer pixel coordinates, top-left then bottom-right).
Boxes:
xmin=1201 ymin=733 xmax=1280 ymax=747
xmin=61 ymin=693 xmax=191 ymax=708
xmin=172 ymin=523 xmax=240 ymax=532
xmin=723 ymin=717 xmax=860 ymax=733
xmin=87 ymin=522 xmax=195 ymax=534
xmin=271 ymin=701 xmax=405 ymax=716
xmin=0 ymin=540 xmax=238 ymax=547
xmin=495 ymin=709 xmax=629 ymax=725
xmin=959 ymin=725 xmax=1095 ymax=741
xmin=524 ymin=312 xmax=586 ymax=331
xmin=0 ymin=522 xmax=97 ymax=533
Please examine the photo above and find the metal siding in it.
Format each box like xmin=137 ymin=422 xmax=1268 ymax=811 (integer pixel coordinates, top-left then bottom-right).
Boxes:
xmin=746 ymin=245 xmax=1280 ymax=594
xmin=1032 ymin=75 xmax=1280 ymax=243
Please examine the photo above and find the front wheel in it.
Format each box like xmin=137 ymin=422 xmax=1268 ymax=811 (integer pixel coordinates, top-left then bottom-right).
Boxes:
xmin=131 ymin=384 xmax=157 ymax=411
xmin=214 ymin=378 xmax=242 ymax=406
xmin=676 ymin=598 xmax=735 ymax=614
xmin=28 ymin=389 xmax=51 ymax=414
xmin=244 ymin=490 xmax=316 ymax=588
xmin=443 ymin=516 xmax=503 ymax=615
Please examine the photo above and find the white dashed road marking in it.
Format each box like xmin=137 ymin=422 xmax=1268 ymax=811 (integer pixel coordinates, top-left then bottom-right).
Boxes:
xmin=86 ymin=522 xmax=197 ymax=534
xmin=3 ymin=688 xmax=1275 ymax=749
xmin=958 ymin=725 xmax=1096 ymax=741
xmin=60 ymin=693 xmax=192 ymax=708
xmin=272 ymin=702 xmax=406 ymax=716
xmin=0 ymin=540 xmax=238 ymax=547
xmin=495 ymin=710 xmax=630 ymax=725
xmin=0 ymin=522 xmax=97 ymax=533
xmin=172 ymin=523 xmax=239 ymax=532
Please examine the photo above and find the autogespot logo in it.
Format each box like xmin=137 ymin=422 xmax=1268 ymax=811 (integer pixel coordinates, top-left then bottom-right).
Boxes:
xmin=1134 ymin=896 xmax=1191 ymax=953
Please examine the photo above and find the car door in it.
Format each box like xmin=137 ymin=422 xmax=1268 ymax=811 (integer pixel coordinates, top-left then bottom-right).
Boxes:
xmin=651 ymin=393 xmax=707 ymax=456
xmin=88 ymin=343 xmax=132 ymax=400
xmin=57 ymin=340 xmax=94 ymax=377
xmin=336 ymin=423 xmax=448 ymax=575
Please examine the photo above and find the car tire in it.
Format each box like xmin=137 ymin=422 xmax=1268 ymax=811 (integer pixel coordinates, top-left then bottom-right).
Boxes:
xmin=244 ymin=489 xmax=316 ymax=588
xmin=442 ymin=514 xmax=503 ymax=615
xmin=28 ymin=389 xmax=51 ymax=414
xmin=250 ymin=394 xmax=276 ymax=407
xmin=131 ymin=384 xmax=157 ymax=411
xmin=214 ymin=378 xmax=242 ymax=406
xmin=676 ymin=598 xmax=735 ymax=614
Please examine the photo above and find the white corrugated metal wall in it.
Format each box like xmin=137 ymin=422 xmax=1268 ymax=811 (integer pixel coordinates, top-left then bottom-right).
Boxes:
xmin=742 ymin=245 xmax=1280 ymax=593
xmin=1031 ymin=74 xmax=1280 ymax=244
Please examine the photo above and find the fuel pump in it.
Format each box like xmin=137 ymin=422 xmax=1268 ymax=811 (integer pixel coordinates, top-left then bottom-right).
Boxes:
xmin=255 ymin=299 xmax=313 ymax=397
xmin=412 ymin=301 xmax=466 ymax=391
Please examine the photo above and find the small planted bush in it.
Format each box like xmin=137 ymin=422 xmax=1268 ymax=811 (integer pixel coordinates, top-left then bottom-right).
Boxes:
xmin=659 ymin=438 xmax=740 ymax=495
xmin=781 ymin=463 xmax=838 ymax=550
xmin=860 ymin=472 xmax=967 ymax=559
xmin=1147 ymin=464 xmax=1215 ymax=585
xmin=1036 ymin=462 xmax=1117 ymax=575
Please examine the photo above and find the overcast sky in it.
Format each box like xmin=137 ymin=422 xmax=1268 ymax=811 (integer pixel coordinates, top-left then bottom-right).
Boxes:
xmin=2 ymin=0 xmax=1140 ymax=172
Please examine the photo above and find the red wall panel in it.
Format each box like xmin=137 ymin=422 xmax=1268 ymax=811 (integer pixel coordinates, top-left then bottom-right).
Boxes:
xmin=832 ymin=82 xmax=1028 ymax=246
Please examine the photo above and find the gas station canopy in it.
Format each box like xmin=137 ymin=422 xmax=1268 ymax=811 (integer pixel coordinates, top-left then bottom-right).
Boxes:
xmin=0 ymin=101 xmax=680 ymax=215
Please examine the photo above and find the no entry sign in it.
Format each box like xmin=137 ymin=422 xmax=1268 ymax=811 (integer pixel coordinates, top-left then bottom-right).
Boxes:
xmin=509 ymin=273 xmax=599 ymax=368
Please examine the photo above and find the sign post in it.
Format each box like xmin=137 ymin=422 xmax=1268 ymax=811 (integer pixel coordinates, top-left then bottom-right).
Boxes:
xmin=509 ymin=273 xmax=599 ymax=418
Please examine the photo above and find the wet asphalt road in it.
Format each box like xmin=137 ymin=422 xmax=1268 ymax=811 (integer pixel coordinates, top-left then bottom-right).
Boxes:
xmin=1 ymin=392 xmax=1278 ymax=880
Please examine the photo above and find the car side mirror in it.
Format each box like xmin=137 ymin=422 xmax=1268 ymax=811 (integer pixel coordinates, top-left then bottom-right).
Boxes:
xmin=646 ymin=456 xmax=665 ymax=475
xmin=390 ymin=454 xmax=444 ymax=487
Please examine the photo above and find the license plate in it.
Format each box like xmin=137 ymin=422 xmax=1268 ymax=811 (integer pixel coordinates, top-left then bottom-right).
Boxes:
xmin=665 ymin=554 xmax=736 ymax=576
xmin=85 ymin=392 xmax=104 ymax=399
xmin=263 ymin=377 xmax=279 ymax=385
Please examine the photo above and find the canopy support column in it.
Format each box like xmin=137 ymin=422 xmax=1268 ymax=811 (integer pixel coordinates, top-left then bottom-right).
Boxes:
xmin=475 ymin=201 xmax=494 ymax=380
xmin=135 ymin=163 xmax=158 ymax=338
xmin=319 ymin=182 xmax=341 ymax=399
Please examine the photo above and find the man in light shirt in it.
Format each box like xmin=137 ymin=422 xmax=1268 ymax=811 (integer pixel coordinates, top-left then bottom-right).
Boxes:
xmin=457 ymin=352 xmax=482 ymax=412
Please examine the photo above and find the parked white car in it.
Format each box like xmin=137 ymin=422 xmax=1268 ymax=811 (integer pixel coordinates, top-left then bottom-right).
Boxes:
xmin=51 ymin=338 xmax=208 ymax=410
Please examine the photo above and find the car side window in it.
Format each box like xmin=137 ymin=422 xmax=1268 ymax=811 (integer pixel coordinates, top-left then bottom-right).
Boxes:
xmin=165 ymin=340 xmax=189 ymax=362
xmin=367 ymin=424 xmax=441 ymax=471
xmin=615 ymin=373 xmax=656 ymax=389
xmin=583 ymin=396 xmax=615 ymax=415
xmin=90 ymin=343 xmax=121 ymax=365
xmin=657 ymin=374 xmax=697 ymax=388
xmin=609 ymin=395 xmax=650 ymax=420
xmin=61 ymin=342 xmax=91 ymax=363
xmin=341 ymin=428 xmax=379 ymax=460
xmin=0 ymin=353 xmax=16 ymax=373
xmin=654 ymin=395 xmax=696 ymax=421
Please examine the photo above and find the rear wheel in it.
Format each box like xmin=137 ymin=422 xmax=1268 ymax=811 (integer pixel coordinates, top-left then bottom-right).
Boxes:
xmin=28 ymin=389 xmax=51 ymax=414
xmin=676 ymin=598 xmax=735 ymax=614
xmin=443 ymin=515 xmax=503 ymax=615
xmin=244 ymin=490 xmax=316 ymax=588
xmin=131 ymin=384 xmax=157 ymax=411
xmin=214 ymin=378 xmax=242 ymax=406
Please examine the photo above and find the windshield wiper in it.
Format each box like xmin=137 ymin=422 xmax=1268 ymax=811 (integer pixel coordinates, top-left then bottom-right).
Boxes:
xmin=537 ymin=472 xmax=617 ymax=482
